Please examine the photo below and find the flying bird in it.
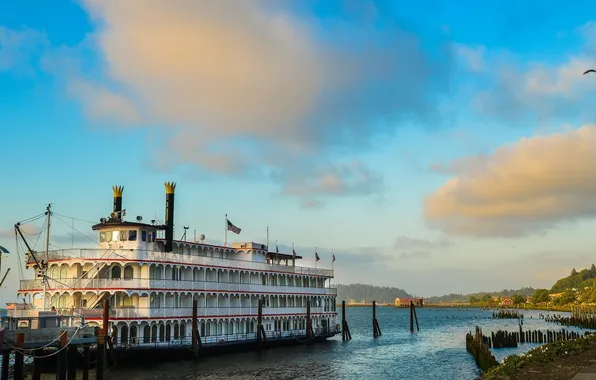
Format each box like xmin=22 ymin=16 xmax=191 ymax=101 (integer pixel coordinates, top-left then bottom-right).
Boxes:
xmin=584 ymin=69 xmax=596 ymax=75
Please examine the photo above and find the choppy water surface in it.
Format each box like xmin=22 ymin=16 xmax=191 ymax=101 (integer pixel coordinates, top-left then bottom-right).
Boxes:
xmin=109 ymin=307 xmax=587 ymax=380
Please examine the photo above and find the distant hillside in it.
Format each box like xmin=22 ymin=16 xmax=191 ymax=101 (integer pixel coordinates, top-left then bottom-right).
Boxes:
xmin=336 ymin=284 xmax=412 ymax=303
xmin=550 ymin=265 xmax=596 ymax=293
xmin=426 ymin=287 xmax=536 ymax=303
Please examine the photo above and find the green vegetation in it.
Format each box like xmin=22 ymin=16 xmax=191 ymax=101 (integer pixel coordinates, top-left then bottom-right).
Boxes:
xmin=482 ymin=333 xmax=596 ymax=379
xmin=336 ymin=284 xmax=411 ymax=304
xmin=427 ymin=288 xmax=535 ymax=304
xmin=550 ymin=266 xmax=596 ymax=294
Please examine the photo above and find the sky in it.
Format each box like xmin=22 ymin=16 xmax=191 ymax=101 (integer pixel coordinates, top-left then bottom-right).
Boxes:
xmin=1 ymin=0 xmax=596 ymax=301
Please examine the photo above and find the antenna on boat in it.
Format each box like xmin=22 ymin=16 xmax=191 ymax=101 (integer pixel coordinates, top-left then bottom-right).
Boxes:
xmin=43 ymin=203 xmax=52 ymax=311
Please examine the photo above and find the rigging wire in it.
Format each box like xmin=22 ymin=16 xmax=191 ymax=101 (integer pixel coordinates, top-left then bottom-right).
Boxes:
xmin=3 ymin=324 xmax=86 ymax=358
xmin=53 ymin=212 xmax=97 ymax=225
xmin=17 ymin=213 xmax=46 ymax=225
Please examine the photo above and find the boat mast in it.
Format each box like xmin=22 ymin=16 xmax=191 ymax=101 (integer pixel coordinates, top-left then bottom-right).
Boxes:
xmin=43 ymin=203 xmax=51 ymax=311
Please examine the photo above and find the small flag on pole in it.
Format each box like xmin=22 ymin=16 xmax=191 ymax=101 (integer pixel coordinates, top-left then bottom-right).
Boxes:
xmin=315 ymin=250 xmax=320 ymax=262
xmin=276 ymin=244 xmax=279 ymax=254
xmin=292 ymin=248 xmax=296 ymax=261
xmin=332 ymin=254 xmax=336 ymax=263
xmin=0 ymin=246 xmax=9 ymax=254
xmin=227 ymin=219 xmax=241 ymax=234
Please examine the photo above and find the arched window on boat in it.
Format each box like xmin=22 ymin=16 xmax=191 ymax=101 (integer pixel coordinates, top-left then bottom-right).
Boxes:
xmin=121 ymin=325 xmax=128 ymax=345
xmin=58 ymin=295 xmax=66 ymax=308
xmin=159 ymin=324 xmax=165 ymax=342
xmin=51 ymin=294 xmax=58 ymax=308
xmin=123 ymin=266 xmax=133 ymax=280
xmin=111 ymin=266 xmax=121 ymax=279
xmin=173 ymin=323 xmax=179 ymax=339
xmin=50 ymin=267 xmax=59 ymax=280
xmin=149 ymin=265 xmax=156 ymax=280
xmin=151 ymin=325 xmax=157 ymax=343
xmin=122 ymin=294 xmax=133 ymax=308
xmin=143 ymin=325 xmax=150 ymax=343
xmin=59 ymin=267 xmax=67 ymax=279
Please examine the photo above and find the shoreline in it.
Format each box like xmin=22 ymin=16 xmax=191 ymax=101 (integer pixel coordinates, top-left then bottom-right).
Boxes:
xmin=337 ymin=303 xmax=574 ymax=312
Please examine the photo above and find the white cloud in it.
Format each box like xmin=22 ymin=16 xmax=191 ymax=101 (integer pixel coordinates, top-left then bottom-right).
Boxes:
xmin=424 ymin=124 xmax=596 ymax=237
xmin=39 ymin=0 xmax=455 ymax=204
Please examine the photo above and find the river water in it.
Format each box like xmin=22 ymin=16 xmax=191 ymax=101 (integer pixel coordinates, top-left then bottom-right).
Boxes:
xmin=102 ymin=308 xmax=589 ymax=380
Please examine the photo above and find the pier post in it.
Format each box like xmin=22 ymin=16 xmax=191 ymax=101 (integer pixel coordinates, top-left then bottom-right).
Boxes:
xmin=96 ymin=330 xmax=105 ymax=380
xmin=82 ymin=346 xmax=90 ymax=380
xmin=192 ymin=299 xmax=199 ymax=359
xmin=14 ymin=332 xmax=24 ymax=380
xmin=67 ymin=344 xmax=78 ymax=380
xmin=410 ymin=301 xmax=414 ymax=333
xmin=32 ymin=349 xmax=42 ymax=380
xmin=341 ymin=300 xmax=352 ymax=341
xmin=57 ymin=331 xmax=68 ymax=380
xmin=1 ymin=349 xmax=9 ymax=380
xmin=373 ymin=301 xmax=382 ymax=338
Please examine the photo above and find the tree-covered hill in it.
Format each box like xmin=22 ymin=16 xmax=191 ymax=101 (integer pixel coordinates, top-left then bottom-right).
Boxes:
xmin=425 ymin=287 xmax=536 ymax=304
xmin=550 ymin=265 xmax=596 ymax=293
xmin=336 ymin=283 xmax=412 ymax=303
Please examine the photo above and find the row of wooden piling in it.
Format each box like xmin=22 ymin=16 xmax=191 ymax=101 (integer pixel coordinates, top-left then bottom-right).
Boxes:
xmin=492 ymin=309 xmax=524 ymax=319
xmin=466 ymin=327 xmax=499 ymax=372
xmin=479 ymin=327 xmax=589 ymax=349
xmin=544 ymin=307 xmax=596 ymax=329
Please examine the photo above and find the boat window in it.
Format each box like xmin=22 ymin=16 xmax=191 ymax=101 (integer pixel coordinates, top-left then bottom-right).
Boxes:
xmin=120 ymin=231 xmax=127 ymax=241
xmin=141 ymin=230 xmax=147 ymax=242
xmin=106 ymin=231 xmax=113 ymax=242
xmin=123 ymin=266 xmax=133 ymax=280
xmin=112 ymin=231 xmax=119 ymax=242
xmin=129 ymin=230 xmax=137 ymax=241
xmin=100 ymin=232 xmax=106 ymax=242
xmin=111 ymin=266 xmax=121 ymax=279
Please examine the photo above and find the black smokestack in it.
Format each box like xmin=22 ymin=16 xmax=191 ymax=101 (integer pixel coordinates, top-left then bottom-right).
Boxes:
xmin=165 ymin=182 xmax=176 ymax=252
xmin=112 ymin=186 xmax=124 ymax=219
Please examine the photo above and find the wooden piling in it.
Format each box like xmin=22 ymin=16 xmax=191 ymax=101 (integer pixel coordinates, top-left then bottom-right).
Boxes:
xmin=96 ymin=330 xmax=105 ymax=380
xmin=372 ymin=301 xmax=382 ymax=338
xmin=341 ymin=300 xmax=352 ymax=341
xmin=32 ymin=349 xmax=42 ymax=380
xmin=410 ymin=301 xmax=419 ymax=332
xmin=57 ymin=330 xmax=68 ymax=380
xmin=192 ymin=299 xmax=199 ymax=359
xmin=14 ymin=332 xmax=25 ymax=380
xmin=1 ymin=349 xmax=9 ymax=380
xmin=67 ymin=344 xmax=78 ymax=380
xmin=82 ymin=346 xmax=90 ymax=380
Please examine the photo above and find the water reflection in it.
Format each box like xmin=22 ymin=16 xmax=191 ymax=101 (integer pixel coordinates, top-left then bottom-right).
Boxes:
xmin=109 ymin=307 xmax=584 ymax=380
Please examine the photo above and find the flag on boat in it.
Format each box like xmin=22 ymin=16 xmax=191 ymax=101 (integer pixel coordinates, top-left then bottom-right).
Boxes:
xmin=315 ymin=250 xmax=320 ymax=262
xmin=292 ymin=248 xmax=296 ymax=260
xmin=227 ymin=219 xmax=241 ymax=234
xmin=0 ymin=246 xmax=9 ymax=254
xmin=332 ymin=254 xmax=335 ymax=263
xmin=276 ymin=244 xmax=279 ymax=254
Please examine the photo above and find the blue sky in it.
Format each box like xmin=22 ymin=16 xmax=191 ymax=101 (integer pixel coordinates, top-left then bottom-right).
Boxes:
xmin=2 ymin=0 xmax=596 ymax=301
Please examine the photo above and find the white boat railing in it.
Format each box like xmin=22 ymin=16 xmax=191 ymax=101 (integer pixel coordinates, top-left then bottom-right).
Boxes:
xmin=19 ymin=278 xmax=338 ymax=296
xmin=101 ymin=306 xmax=331 ymax=319
xmin=33 ymin=249 xmax=334 ymax=277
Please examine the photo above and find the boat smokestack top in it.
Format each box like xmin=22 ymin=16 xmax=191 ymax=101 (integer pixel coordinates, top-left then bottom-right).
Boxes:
xmin=112 ymin=186 xmax=124 ymax=219
xmin=165 ymin=182 xmax=176 ymax=252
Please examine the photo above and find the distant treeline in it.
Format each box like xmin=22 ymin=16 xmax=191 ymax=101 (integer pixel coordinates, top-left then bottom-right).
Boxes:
xmin=336 ymin=283 xmax=412 ymax=303
xmin=426 ymin=287 xmax=536 ymax=304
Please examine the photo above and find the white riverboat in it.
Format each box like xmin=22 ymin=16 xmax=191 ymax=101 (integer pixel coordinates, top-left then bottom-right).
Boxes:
xmin=11 ymin=183 xmax=338 ymax=347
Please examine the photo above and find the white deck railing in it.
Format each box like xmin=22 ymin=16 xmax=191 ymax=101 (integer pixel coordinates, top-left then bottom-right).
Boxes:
xmin=104 ymin=306 xmax=331 ymax=319
xmin=19 ymin=278 xmax=337 ymax=296
xmin=33 ymin=249 xmax=333 ymax=277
